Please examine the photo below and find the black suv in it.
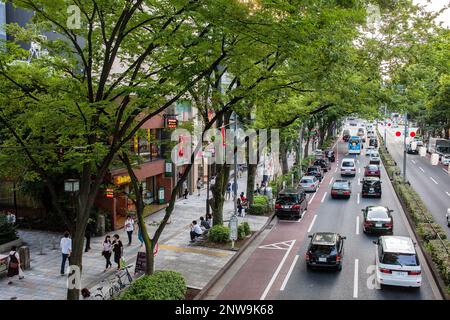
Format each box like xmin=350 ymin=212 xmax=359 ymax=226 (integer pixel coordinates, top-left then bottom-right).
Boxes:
xmin=361 ymin=177 xmax=382 ymax=198
xmin=307 ymin=166 xmax=324 ymax=181
xmin=369 ymin=137 xmax=378 ymax=148
xmin=313 ymin=158 xmax=331 ymax=172
xmin=275 ymin=188 xmax=308 ymax=220
xmin=305 ymin=232 xmax=346 ymax=271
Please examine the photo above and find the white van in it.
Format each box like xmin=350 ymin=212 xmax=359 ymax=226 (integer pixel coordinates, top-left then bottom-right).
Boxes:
xmin=374 ymin=236 xmax=421 ymax=288
xmin=340 ymin=158 xmax=356 ymax=177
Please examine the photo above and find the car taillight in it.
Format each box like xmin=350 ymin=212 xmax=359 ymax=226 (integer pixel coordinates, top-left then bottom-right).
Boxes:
xmin=292 ymin=204 xmax=301 ymax=210
xmin=408 ymin=270 xmax=421 ymax=276
xmin=305 ymin=252 xmax=311 ymax=261
xmin=364 ymin=221 xmax=373 ymax=226
xmin=343 ymin=191 xmax=350 ymax=195
xmin=311 ymin=184 xmax=315 ymax=188
xmin=384 ymin=223 xmax=393 ymax=228
xmin=275 ymin=203 xmax=281 ymax=209
xmin=336 ymin=254 xmax=341 ymax=262
xmin=379 ymin=268 xmax=392 ymax=274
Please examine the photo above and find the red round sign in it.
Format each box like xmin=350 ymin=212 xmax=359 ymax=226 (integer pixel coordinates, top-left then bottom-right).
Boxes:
xmin=395 ymin=131 xmax=401 ymax=137
xmin=409 ymin=131 xmax=416 ymax=138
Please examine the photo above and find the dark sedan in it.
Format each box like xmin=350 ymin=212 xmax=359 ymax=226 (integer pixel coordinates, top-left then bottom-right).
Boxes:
xmin=364 ymin=164 xmax=381 ymax=178
xmin=275 ymin=188 xmax=308 ymax=220
xmin=331 ymin=180 xmax=351 ymax=199
xmin=362 ymin=206 xmax=393 ymax=234
xmin=305 ymin=232 xmax=346 ymax=271
xmin=313 ymin=158 xmax=331 ymax=172
xmin=306 ymin=166 xmax=324 ymax=182
xmin=361 ymin=177 xmax=382 ymax=198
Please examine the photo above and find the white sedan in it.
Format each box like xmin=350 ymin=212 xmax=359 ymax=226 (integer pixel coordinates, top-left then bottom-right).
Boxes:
xmin=366 ymin=147 xmax=376 ymax=156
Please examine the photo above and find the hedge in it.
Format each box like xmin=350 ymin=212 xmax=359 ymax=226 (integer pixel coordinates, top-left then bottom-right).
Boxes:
xmin=120 ymin=271 xmax=186 ymax=300
xmin=417 ymin=223 xmax=448 ymax=241
xmin=242 ymin=222 xmax=251 ymax=236
xmin=426 ymin=240 xmax=450 ymax=286
xmin=0 ymin=213 xmax=18 ymax=245
xmin=209 ymin=225 xmax=230 ymax=243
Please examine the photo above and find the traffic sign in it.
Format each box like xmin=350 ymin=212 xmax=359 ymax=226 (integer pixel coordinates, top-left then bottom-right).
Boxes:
xmin=229 ymin=215 xmax=238 ymax=241
xmin=409 ymin=131 xmax=416 ymax=138
xmin=395 ymin=131 xmax=401 ymax=137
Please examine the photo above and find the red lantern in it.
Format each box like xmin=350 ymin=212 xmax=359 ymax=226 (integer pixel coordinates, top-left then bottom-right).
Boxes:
xmin=409 ymin=131 xmax=416 ymax=138
xmin=395 ymin=131 xmax=401 ymax=137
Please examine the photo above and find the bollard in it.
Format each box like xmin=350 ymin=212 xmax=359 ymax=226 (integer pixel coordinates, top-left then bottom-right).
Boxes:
xmin=38 ymin=239 xmax=46 ymax=255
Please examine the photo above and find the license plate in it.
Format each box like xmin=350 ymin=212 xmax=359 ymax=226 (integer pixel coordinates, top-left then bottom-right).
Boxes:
xmin=392 ymin=271 xmax=407 ymax=277
xmin=345 ymin=170 xmax=351 ymax=172
xmin=318 ymin=257 xmax=327 ymax=262
xmin=375 ymin=223 xmax=382 ymax=227
xmin=370 ymin=188 xmax=374 ymax=192
xmin=283 ymin=205 xmax=291 ymax=209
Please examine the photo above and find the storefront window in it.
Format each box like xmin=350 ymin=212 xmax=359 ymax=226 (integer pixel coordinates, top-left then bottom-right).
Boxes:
xmin=133 ymin=129 xmax=162 ymax=162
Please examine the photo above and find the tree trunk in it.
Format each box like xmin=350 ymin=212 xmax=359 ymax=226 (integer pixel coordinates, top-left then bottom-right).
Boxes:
xmin=209 ymin=164 xmax=230 ymax=226
xmin=304 ymin=136 xmax=310 ymax=158
xmin=246 ymin=163 xmax=257 ymax=205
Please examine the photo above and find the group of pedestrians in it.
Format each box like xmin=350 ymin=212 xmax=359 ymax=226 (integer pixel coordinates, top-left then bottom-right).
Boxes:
xmin=189 ymin=213 xmax=212 ymax=242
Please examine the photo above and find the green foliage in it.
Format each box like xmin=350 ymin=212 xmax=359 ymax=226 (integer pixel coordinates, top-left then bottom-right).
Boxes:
xmin=237 ymin=224 xmax=246 ymax=240
xmin=208 ymin=225 xmax=230 ymax=243
xmin=242 ymin=222 xmax=251 ymax=236
xmin=417 ymin=223 xmax=447 ymax=242
xmin=120 ymin=271 xmax=186 ymax=300
xmin=0 ymin=213 xmax=18 ymax=245
xmin=253 ymin=195 xmax=269 ymax=207
xmin=248 ymin=203 xmax=267 ymax=216
xmin=425 ymin=240 xmax=450 ymax=287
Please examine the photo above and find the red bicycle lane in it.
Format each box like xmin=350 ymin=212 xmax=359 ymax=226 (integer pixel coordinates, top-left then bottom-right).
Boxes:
xmin=217 ymin=157 xmax=339 ymax=300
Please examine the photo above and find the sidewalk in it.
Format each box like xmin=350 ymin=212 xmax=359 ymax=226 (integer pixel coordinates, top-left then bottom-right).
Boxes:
xmin=0 ymin=170 xmax=268 ymax=300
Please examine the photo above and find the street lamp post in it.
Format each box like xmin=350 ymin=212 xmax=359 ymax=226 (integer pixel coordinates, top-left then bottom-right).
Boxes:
xmin=64 ymin=178 xmax=80 ymax=216
xmin=403 ymin=112 xmax=408 ymax=183
xmin=298 ymin=124 xmax=304 ymax=180
xmin=384 ymin=104 xmax=387 ymax=148
xmin=233 ymin=112 xmax=238 ymax=218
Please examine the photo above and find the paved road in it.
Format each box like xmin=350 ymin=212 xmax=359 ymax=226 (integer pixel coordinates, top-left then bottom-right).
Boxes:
xmin=380 ymin=124 xmax=450 ymax=239
xmin=213 ymin=136 xmax=441 ymax=300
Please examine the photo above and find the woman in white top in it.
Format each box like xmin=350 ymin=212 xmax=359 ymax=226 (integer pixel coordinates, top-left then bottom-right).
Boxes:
xmin=102 ymin=235 xmax=112 ymax=272
xmin=7 ymin=246 xmax=20 ymax=285
xmin=124 ymin=215 xmax=135 ymax=246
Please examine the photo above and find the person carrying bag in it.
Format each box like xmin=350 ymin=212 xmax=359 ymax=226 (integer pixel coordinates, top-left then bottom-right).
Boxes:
xmin=7 ymin=246 xmax=21 ymax=285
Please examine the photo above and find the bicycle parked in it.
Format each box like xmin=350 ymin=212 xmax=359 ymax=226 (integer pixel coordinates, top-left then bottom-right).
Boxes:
xmin=93 ymin=264 xmax=134 ymax=300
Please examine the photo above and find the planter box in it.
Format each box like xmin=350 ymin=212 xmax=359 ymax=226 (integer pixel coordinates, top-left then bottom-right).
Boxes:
xmin=0 ymin=238 xmax=23 ymax=254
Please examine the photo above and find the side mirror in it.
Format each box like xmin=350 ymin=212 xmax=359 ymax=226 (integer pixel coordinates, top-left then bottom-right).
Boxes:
xmin=308 ymin=235 xmax=313 ymax=238
xmin=361 ymin=209 xmax=365 ymax=212
xmin=341 ymin=236 xmax=347 ymax=240
xmin=389 ymin=210 xmax=394 ymax=213
xmin=372 ymin=240 xmax=377 ymax=245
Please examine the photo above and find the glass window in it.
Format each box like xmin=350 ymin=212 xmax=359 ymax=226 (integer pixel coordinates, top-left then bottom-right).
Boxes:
xmin=382 ymin=253 xmax=419 ymax=266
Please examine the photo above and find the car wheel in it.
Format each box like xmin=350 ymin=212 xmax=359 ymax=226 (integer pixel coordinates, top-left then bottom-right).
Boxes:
xmin=337 ymin=264 xmax=342 ymax=272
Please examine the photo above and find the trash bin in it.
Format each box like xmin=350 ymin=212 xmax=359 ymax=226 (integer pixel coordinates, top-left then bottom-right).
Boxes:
xmin=19 ymin=246 xmax=30 ymax=270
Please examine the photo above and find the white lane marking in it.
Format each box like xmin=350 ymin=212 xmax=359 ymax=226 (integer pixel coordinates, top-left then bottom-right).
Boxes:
xmin=321 ymin=192 xmax=327 ymax=203
xmin=357 ymin=193 xmax=360 ymax=204
xmin=308 ymin=193 xmax=317 ymax=205
xmin=411 ymin=160 xmax=416 ymax=164
xmin=280 ymin=255 xmax=300 ymax=291
xmin=353 ymin=259 xmax=359 ymax=298
xmin=358 ymin=168 xmax=361 ymax=174
xmin=329 ymin=177 xmax=334 ymax=185
xmin=419 ymin=167 xmax=425 ymax=173
xmin=446 ymin=192 xmax=450 ymax=198
xmin=307 ymin=215 xmax=317 ymax=233
xmin=335 ymin=167 xmax=338 ymax=173
xmin=356 ymin=216 xmax=360 ymax=235
xmin=260 ymin=240 xmax=296 ymax=300
xmin=358 ymin=177 xmax=361 ymax=186
xmin=430 ymin=177 xmax=438 ymax=185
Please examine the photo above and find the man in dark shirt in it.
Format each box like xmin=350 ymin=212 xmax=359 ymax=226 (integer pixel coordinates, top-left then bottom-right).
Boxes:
xmin=200 ymin=216 xmax=210 ymax=230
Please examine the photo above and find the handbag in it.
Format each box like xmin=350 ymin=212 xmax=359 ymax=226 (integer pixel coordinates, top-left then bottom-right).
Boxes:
xmin=9 ymin=262 xmax=19 ymax=269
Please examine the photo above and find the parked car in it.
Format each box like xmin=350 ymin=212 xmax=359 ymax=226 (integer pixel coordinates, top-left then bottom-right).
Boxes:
xmin=364 ymin=164 xmax=381 ymax=178
xmin=340 ymin=158 xmax=356 ymax=177
xmin=362 ymin=206 xmax=393 ymax=234
xmin=275 ymin=188 xmax=308 ymax=220
xmin=366 ymin=146 xmax=376 ymax=156
xmin=305 ymin=232 xmax=346 ymax=271
xmin=299 ymin=176 xmax=320 ymax=192
xmin=331 ymin=180 xmax=351 ymax=199
xmin=361 ymin=177 xmax=382 ymax=198
xmin=325 ymin=150 xmax=335 ymax=162
xmin=313 ymin=158 xmax=331 ymax=172
xmin=369 ymin=152 xmax=381 ymax=165
xmin=314 ymin=149 xmax=324 ymax=158
xmin=441 ymin=154 xmax=450 ymax=166
xmin=307 ymin=166 xmax=324 ymax=182
xmin=374 ymin=236 xmax=421 ymax=288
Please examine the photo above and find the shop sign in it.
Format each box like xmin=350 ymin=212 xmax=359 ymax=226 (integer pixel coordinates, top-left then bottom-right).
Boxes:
xmin=167 ymin=118 xmax=178 ymax=129
xmin=165 ymin=161 xmax=173 ymax=177
xmin=105 ymin=188 xmax=114 ymax=198
xmin=114 ymin=175 xmax=131 ymax=185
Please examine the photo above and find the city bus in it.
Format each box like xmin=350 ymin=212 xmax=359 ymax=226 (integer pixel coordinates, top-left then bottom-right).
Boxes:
xmin=348 ymin=136 xmax=362 ymax=155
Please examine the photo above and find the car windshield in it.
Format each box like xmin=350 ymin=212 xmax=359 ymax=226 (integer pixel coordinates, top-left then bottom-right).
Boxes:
xmin=333 ymin=182 xmax=349 ymax=189
xmin=371 ymin=153 xmax=379 ymax=157
xmin=367 ymin=165 xmax=378 ymax=171
xmin=277 ymin=195 xmax=297 ymax=204
xmin=342 ymin=161 xmax=354 ymax=167
xmin=301 ymin=179 xmax=312 ymax=184
xmin=307 ymin=167 xmax=319 ymax=173
xmin=363 ymin=179 xmax=380 ymax=186
xmin=367 ymin=208 xmax=389 ymax=219
xmin=310 ymin=244 xmax=336 ymax=255
xmin=382 ymin=253 xmax=419 ymax=266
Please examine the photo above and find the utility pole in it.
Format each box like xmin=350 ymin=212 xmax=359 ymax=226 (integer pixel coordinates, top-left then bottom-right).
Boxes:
xmin=234 ymin=112 xmax=238 ymax=217
xmin=403 ymin=112 xmax=408 ymax=183
xmin=299 ymin=124 xmax=304 ymax=179
xmin=384 ymin=104 xmax=387 ymax=148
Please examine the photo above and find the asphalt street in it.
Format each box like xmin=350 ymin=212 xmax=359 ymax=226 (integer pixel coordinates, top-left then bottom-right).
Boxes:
xmin=214 ymin=135 xmax=441 ymax=300
xmin=381 ymin=124 xmax=450 ymax=239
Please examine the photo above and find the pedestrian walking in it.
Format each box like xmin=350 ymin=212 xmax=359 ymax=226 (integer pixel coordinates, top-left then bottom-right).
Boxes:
xmin=197 ymin=178 xmax=202 ymax=196
xmin=112 ymin=234 xmax=123 ymax=270
xmin=7 ymin=246 xmax=21 ymax=285
xmin=84 ymin=219 xmax=95 ymax=252
xmin=183 ymin=180 xmax=188 ymax=199
xmin=226 ymin=182 xmax=232 ymax=200
xmin=60 ymin=231 xmax=72 ymax=275
xmin=124 ymin=215 xmax=135 ymax=246
xmin=237 ymin=197 xmax=243 ymax=216
xmin=102 ymin=235 xmax=112 ymax=272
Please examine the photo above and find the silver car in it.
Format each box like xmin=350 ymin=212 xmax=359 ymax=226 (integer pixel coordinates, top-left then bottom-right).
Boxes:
xmin=299 ymin=176 xmax=319 ymax=192
xmin=370 ymin=152 xmax=381 ymax=165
